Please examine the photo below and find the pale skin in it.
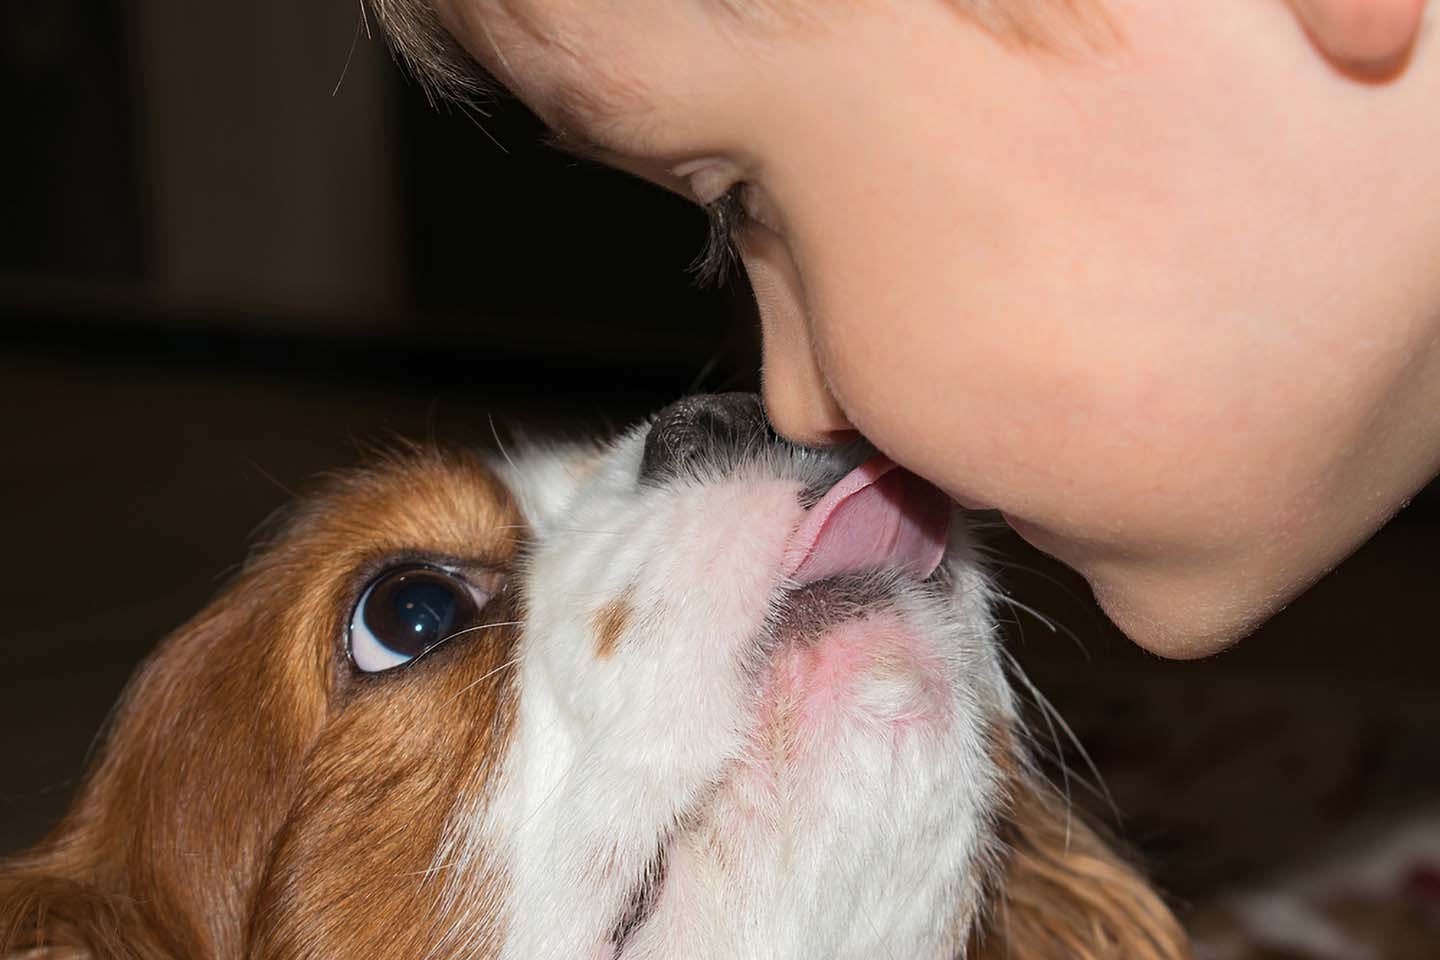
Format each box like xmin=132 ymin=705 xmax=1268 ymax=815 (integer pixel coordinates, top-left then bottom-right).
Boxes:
xmin=431 ymin=0 xmax=1440 ymax=657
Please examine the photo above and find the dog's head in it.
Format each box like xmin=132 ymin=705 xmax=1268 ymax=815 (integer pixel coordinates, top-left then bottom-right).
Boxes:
xmin=2 ymin=394 xmax=1188 ymax=959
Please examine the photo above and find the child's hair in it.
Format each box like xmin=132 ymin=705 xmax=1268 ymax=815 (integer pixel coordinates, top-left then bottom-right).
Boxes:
xmin=367 ymin=0 xmax=488 ymax=107
xmin=365 ymin=0 xmax=1104 ymax=109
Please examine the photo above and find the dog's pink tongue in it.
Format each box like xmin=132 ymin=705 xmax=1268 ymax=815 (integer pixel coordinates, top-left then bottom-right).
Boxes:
xmin=782 ymin=455 xmax=951 ymax=585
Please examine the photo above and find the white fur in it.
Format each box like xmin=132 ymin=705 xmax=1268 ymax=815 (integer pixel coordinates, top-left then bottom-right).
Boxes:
xmin=443 ymin=426 xmax=1013 ymax=959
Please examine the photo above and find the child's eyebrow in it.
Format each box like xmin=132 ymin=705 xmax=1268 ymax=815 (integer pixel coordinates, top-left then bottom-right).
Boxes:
xmin=527 ymin=74 xmax=661 ymax=163
xmin=541 ymin=126 xmax=612 ymax=163
xmin=539 ymin=105 xmax=691 ymax=203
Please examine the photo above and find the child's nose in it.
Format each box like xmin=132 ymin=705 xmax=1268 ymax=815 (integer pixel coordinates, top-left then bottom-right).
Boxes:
xmin=745 ymin=246 xmax=855 ymax=447
xmin=761 ymin=359 xmax=855 ymax=448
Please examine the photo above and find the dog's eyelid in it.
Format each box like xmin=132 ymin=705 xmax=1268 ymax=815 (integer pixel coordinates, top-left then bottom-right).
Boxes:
xmin=352 ymin=550 xmax=510 ymax=587
xmin=463 ymin=564 xmax=508 ymax=589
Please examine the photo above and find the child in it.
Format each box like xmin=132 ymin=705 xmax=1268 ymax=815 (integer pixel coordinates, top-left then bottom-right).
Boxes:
xmin=369 ymin=0 xmax=1440 ymax=658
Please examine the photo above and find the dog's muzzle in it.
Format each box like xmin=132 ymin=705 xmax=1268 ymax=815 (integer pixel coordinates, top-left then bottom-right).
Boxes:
xmin=638 ymin=392 xmax=770 ymax=486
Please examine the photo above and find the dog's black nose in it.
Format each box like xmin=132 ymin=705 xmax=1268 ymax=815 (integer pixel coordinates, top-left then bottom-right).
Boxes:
xmin=639 ymin=393 xmax=769 ymax=485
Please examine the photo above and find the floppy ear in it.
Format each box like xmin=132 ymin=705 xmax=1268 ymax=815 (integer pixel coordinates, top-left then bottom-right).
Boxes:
xmin=0 ymin=561 xmax=332 ymax=959
xmin=0 ymin=867 xmax=164 ymax=959
xmin=970 ymin=784 xmax=1192 ymax=960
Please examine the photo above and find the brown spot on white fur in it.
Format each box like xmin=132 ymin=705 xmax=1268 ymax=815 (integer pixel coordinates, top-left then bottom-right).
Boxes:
xmin=592 ymin=591 xmax=634 ymax=660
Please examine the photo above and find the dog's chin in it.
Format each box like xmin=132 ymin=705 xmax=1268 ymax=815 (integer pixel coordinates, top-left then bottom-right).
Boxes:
xmin=595 ymin=570 xmax=989 ymax=959
xmin=767 ymin=575 xmax=918 ymax=645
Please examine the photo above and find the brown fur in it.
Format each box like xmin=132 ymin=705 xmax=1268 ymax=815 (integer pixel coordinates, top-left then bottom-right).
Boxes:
xmin=0 ymin=450 xmax=524 ymax=959
xmin=970 ymin=727 xmax=1192 ymax=959
xmin=592 ymin=592 xmax=634 ymax=660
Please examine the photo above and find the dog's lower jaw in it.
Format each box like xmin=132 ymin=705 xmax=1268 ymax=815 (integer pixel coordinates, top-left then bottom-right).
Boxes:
xmin=480 ymin=598 xmax=1005 ymax=960
xmin=611 ymin=778 xmax=993 ymax=960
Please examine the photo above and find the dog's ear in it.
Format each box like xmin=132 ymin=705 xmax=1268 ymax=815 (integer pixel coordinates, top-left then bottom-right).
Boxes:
xmin=0 ymin=559 xmax=333 ymax=960
xmin=970 ymin=785 xmax=1192 ymax=960
xmin=0 ymin=866 xmax=165 ymax=959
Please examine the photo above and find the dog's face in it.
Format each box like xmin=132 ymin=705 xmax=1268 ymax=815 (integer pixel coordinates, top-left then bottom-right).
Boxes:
xmin=1 ymin=395 xmax=1188 ymax=960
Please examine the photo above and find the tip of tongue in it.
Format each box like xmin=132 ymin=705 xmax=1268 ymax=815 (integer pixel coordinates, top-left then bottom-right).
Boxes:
xmin=782 ymin=456 xmax=951 ymax=586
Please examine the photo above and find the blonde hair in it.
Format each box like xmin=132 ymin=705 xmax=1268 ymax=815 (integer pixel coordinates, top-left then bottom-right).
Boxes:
xmin=365 ymin=0 xmax=1104 ymax=108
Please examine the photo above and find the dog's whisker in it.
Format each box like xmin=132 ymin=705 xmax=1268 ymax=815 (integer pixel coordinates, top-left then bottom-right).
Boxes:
xmin=686 ymin=347 xmax=725 ymax=394
xmin=998 ymin=591 xmax=1091 ymax=661
xmin=439 ymin=620 xmax=524 ymax=644
xmin=1004 ymin=649 xmax=1120 ymax=831
xmin=985 ymin=556 xmax=1104 ymax=622
xmin=437 ymin=655 xmax=523 ymax=711
xmin=488 ymin=413 xmax=520 ymax=474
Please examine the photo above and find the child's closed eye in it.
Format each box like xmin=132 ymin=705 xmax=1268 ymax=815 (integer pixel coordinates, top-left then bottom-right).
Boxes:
xmin=690 ymin=183 xmax=752 ymax=288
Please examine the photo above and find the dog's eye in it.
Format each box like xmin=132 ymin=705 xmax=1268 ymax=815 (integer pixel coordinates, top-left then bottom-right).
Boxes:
xmin=349 ymin=566 xmax=485 ymax=673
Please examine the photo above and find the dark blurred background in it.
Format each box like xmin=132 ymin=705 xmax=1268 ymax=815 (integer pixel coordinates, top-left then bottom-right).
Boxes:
xmin=2 ymin=0 xmax=1438 ymax=926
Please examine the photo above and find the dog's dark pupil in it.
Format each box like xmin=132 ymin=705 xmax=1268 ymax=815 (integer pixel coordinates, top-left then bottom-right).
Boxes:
xmin=364 ymin=570 xmax=465 ymax=657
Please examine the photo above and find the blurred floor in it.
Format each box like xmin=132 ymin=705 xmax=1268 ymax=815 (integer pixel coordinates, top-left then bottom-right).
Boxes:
xmin=1 ymin=345 xmax=1437 ymax=920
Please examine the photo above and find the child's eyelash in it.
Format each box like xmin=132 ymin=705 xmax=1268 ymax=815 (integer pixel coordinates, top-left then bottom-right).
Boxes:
xmin=689 ymin=184 xmax=751 ymax=288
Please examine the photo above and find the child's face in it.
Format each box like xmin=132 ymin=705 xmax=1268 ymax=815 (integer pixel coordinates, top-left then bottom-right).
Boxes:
xmin=434 ymin=0 xmax=1440 ymax=655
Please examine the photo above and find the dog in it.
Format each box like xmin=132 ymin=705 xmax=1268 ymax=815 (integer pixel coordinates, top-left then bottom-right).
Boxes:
xmin=0 ymin=393 xmax=1189 ymax=958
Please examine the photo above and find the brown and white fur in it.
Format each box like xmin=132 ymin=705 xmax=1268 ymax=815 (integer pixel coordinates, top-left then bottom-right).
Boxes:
xmin=1 ymin=396 xmax=1189 ymax=959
